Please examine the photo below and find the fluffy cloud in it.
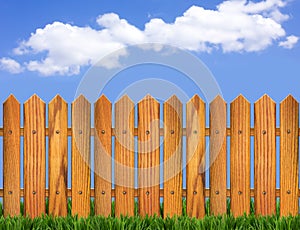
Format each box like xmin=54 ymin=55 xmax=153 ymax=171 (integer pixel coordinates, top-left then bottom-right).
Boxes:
xmin=0 ymin=57 xmax=23 ymax=74
xmin=3 ymin=0 xmax=299 ymax=76
xmin=279 ymin=35 xmax=299 ymax=49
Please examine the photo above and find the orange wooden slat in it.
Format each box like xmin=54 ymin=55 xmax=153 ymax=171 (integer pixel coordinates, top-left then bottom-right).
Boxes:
xmin=163 ymin=95 xmax=183 ymax=218
xmin=280 ymin=95 xmax=299 ymax=216
xmin=3 ymin=95 xmax=20 ymax=217
xmin=71 ymin=95 xmax=91 ymax=217
xmin=48 ymin=95 xmax=68 ymax=216
xmin=186 ymin=95 xmax=206 ymax=218
xmin=94 ymin=95 xmax=112 ymax=217
xmin=114 ymin=95 xmax=135 ymax=217
xmin=24 ymin=95 xmax=46 ymax=218
xmin=230 ymin=95 xmax=251 ymax=217
xmin=138 ymin=95 xmax=160 ymax=217
xmin=254 ymin=95 xmax=276 ymax=216
xmin=209 ymin=95 xmax=227 ymax=215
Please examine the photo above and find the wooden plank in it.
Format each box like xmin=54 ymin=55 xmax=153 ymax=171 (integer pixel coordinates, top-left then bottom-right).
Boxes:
xmin=254 ymin=95 xmax=276 ymax=216
xmin=94 ymin=95 xmax=112 ymax=217
xmin=71 ymin=95 xmax=91 ymax=217
xmin=138 ymin=95 xmax=160 ymax=217
xmin=114 ymin=95 xmax=135 ymax=217
xmin=163 ymin=95 xmax=183 ymax=218
xmin=3 ymin=95 xmax=20 ymax=217
xmin=24 ymin=94 xmax=46 ymax=218
xmin=280 ymin=95 xmax=299 ymax=216
xmin=209 ymin=95 xmax=227 ymax=215
xmin=230 ymin=95 xmax=251 ymax=217
xmin=48 ymin=95 xmax=68 ymax=217
xmin=186 ymin=95 xmax=206 ymax=218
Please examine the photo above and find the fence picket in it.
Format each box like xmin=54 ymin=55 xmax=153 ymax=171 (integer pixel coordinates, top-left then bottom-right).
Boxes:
xmin=94 ymin=95 xmax=112 ymax=216
xmin=48 ymin=95 xmax=68 ymax=216
xmin=115 ymin=95 xmax=135 ymax=217
xmin=3 ymin=95 xmax=20 ymax=217
xmin=186 ymin=95 xmax=206 ymax=218
xmin=71 ymin=95 xmax=91 ymax=217
xmin=280 ymin=95 xmax=299 ymax=216
xmin=254 ymin=95 xmax=276 ymax=215
xmin=163 ymin=95 xmax=182 ymax=218
xmin=138 ymin=95 xmax=160 ymax=217
xmin=24 ymin=95 xmax=46 ymax=218
xmin=209 ymin=96 xmax=227 ymax=215
xmin=230 ymin=95 xmax=251 ymax=216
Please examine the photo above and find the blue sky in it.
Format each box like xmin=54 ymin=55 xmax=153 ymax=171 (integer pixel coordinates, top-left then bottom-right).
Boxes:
xmin=0 ymin=0 xmax=299 ymax=189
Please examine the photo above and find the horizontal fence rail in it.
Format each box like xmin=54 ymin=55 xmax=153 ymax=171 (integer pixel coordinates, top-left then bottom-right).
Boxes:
xmin=1 ymin=94 xmax=300 ymax=218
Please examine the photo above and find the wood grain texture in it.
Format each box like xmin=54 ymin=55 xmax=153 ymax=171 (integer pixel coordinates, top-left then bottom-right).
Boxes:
xmin=94 ymin=95 xmax=112 ymax=217
xmin=138 ymin=95 xmax=160 ymax=217
xmin=254 ymin=95 xmax=276 ymax=216
xmin=186 ymin=95 xmax=206 ymax=218
xmin=48 ymin=95 xmax=68 ymax=217
xmin=24 ymin=95 xmax=46 ymax=218
xmin=280 ymin=95 xmax=299 ymax=216
xmin=209 ymin=96 xmax=227 ymax=215
xmin=163 ymin=95 xmax=183 ymax=218
xmin=3 ymin=95 xmax=20 ymax=217
xmin=230 ymin=95 xmax=251 ymax=217
xmin=114 ymin=95 xmax=135 ymax=217
xmin=71 ymin=95 xmax=91 ymax=217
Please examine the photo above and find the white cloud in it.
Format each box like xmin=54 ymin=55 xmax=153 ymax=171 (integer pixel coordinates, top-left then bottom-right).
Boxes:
xmin=0 ymin=57 xmax=23 ymax=74
xmin=2 ymin=0 xmax=298 ymax=76
xmin=279 ymin=35 xmax=299 ymax=49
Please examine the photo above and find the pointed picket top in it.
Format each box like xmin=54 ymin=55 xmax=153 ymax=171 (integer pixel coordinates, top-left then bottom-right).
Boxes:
xmin=115 ymin=94 xmax=134 ymax=106
xmin=24 ymin=94 xmax=45 ymax=105
xmin=4 ymin=94 xmax=20 ymax=106
xmin=164 ymin=95 xmax=182 ymax=108
xmin=49 ymin=94 xmax=67 ymax=106
xmin=254 ymin=94 xmax=275 ymax=105
xmin=280 ymin=94 xmax=299 ymax=106
xmin=210 ymin=95 xmax=225 ymax=106
xmin=187 ymin=94 xmax=205 ymax=106
xmin=138 ymin=94 xmax=159 ymax=106
xmin=231 ymin=94 xmax=250 ymax=105
xmin=95 ymin=94 xmax=111 ymax=105
xmin=72 ymin=94 xmax=90 ymax=106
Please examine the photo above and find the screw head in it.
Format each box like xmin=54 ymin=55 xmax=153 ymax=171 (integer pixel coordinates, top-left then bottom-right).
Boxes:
xmin=215 ymin=191 xmax=220 ymax=195
xmin=8 ymin=130 xmax=12 ymax=135
xmin=287 ymin=129 xmax=291 ymax=134
xmin=146 ymin=191 xmax=150 ymax=196
xmin=262 ymin=130 xmax=267 ymax=135
xmin=170 ymin=130 xmax=175 ymax=134
xmin=238 ymin=191 xmax=242 ymax=195
xmin=287 ymin=190 xmax=291 ymax=194
xmin=78 ymin=191 xmax=83 ymax=195
xmin=8 ymin=191 xmax=13 ymax=195
xmin=79 ymin=130 xmax=83 ymax=134
xmin=193 ymin=191 xmax=197 ymax=195
xmin=215 ymin=130 xmax=219 ymax=135
xmin=238 ymin=130 xmax=242 ymax=135
xmin=32 ymin=191 xmax=36 ymax=195
xmin=193 ymin=130 xmax=198 ymax=134
xmin=170 ymin=191 xmax=175 ymax=195
xmin=146 ymin=130 xmax=150 ymax=135
xmin=101 ymin=191 xmax=105 ymax=195
xmin=262 ymin=191 xmax=267 ymax=195
xmin=56 ymin=191 xmax=60 ymax=195
xmin=32 ymin=130 xmax=37 ymax=134
xmin=101 ymin=130 xmax=105 ymax=134
xmin=122 ymin=130 xmax=127 ymax=134
xmin=56 ymin=130 xmax=60 ymax=134
xmin=122 ymin=191 xmax=127 ymax=195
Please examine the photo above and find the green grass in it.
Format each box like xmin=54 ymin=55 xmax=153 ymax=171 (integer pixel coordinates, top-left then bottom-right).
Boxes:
xmin=0 ymin=199 xmax=298 ymax=229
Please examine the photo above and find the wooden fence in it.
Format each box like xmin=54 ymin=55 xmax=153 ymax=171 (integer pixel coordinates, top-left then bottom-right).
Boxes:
xmin=1 ymin=94 xmax=299 ymax=218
